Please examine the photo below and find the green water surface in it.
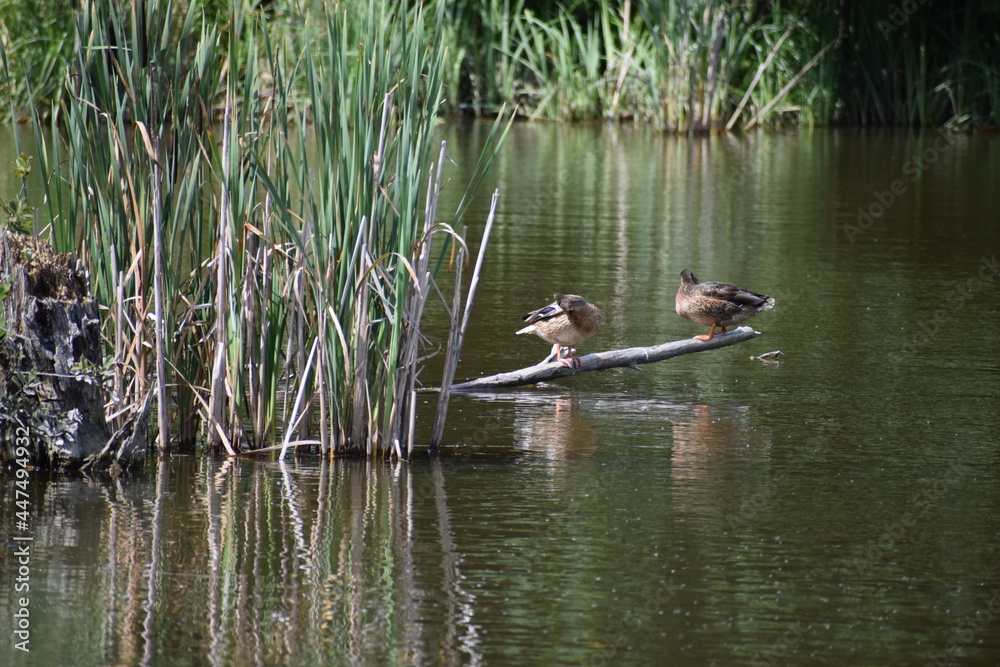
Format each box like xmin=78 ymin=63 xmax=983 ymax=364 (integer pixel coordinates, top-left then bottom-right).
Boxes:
xmin=1 ymin=123 xmax=999 ymax=666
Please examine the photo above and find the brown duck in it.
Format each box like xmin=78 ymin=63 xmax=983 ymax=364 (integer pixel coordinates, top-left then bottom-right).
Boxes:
xmin=676 ymin=269 xmax=774 ymax=340
xmin=517 ymin=294 xmax=602 ymax=367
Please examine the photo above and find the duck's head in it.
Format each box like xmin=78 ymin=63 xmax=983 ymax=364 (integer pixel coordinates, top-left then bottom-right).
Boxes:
xmin=680 ymin=269 xmax=699 ymax=285
xmin=557 ymin=294 xmax=591 ymax=311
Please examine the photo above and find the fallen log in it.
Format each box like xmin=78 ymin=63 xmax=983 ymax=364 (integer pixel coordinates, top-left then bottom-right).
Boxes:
xmin=450 ymin=326 xmax=761 ymax=390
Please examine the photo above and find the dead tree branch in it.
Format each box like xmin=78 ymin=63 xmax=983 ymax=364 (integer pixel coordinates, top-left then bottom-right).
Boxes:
xmin=451 ymin=326 xmax=762 ymax=391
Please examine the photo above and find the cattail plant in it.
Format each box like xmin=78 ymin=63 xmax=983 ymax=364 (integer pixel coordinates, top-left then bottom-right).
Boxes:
xmin=37 ymin=0 xmax=510 ymax=456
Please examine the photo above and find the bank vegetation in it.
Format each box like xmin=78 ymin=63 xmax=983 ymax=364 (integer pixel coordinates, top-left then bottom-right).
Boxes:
xmin=3 ymin=1 xmax=997 ymax=130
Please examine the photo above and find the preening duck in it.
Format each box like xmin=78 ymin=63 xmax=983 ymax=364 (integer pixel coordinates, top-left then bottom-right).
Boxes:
xmin=516 ymin=294 xmax=601 ymax=367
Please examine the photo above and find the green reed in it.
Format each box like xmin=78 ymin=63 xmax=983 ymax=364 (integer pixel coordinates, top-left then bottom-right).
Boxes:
xmin=31 ymin=0 xmax=509 ymax=457
xmin=0 ymin=0 xmax=76 ymax=122
xmin=6 ymin=1 xmax=997 ymax=129
xmin=436 ymin=0 xmax=995 ymax=130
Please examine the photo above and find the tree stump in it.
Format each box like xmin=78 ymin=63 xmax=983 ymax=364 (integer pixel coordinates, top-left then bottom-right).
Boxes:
xmin=0 ymin=232 xmax=146 ymax=470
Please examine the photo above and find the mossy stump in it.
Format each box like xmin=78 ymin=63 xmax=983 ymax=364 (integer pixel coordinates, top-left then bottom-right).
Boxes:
xmin=0 ymin=232 xmax=146 ymax=470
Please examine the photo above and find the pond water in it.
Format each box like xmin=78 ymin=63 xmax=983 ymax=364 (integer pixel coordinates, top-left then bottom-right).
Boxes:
xmin=2 ymin=123 xmax=1000 ymax=666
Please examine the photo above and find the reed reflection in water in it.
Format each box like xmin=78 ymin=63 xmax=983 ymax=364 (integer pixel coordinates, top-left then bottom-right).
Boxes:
xmin=0 ymin=458 xmax=487 ymax=666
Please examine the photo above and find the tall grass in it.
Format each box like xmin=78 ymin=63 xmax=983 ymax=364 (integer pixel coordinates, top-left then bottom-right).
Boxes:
xmin=438 ymin=0 xmax=525 ymax=115
xmin=450 ymin=0 xmax=812 ymax=130
xmin=0 ymin=0 xmax=76 ymax=122
xmin=5 ymin=1 xmax=997 ymax=129
xmin=31 ymin=0 xmax=510 ymax=457
xmin=437 ymin=0 xmax=996 ymax=130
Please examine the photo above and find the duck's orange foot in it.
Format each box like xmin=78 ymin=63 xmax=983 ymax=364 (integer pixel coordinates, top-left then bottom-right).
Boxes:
xmin=558 ymin=356 xmax=581 ymax=368
xmin=694 ymin=323 xmax=721 ymax=341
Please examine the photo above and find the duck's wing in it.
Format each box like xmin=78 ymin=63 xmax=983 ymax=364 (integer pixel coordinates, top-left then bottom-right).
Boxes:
xmin=699 ymin=281 xmax=770 ymax=308
xmin=521 ymin=301 xmax=563 ymax=324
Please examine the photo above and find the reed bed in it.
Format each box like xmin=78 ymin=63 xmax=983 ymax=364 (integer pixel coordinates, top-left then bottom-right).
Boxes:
xmin=22 ymin=0 xmax=510 ymax=457
xmin=4 ymin=1 xmax=996 ymax=129
xmin=442 ymin=0 xmax=996 ymax=130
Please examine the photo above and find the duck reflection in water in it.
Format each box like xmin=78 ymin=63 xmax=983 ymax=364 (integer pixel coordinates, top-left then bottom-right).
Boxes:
xmin=670 ymin=403 xmax=764 ymax=479
xmin=669 ymin=403 xmax=775 ymax=525
xmin=514 ymin=396 xmax=598 ymax=461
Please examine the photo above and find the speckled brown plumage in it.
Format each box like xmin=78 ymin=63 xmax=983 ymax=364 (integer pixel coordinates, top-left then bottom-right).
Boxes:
xmin=675 ymin=269 xmax=774 ymax=340
xmin=517 ymin=294 xmax=601 ymax=366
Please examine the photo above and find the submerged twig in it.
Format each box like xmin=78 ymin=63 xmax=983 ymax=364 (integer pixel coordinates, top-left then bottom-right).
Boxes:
xmin=450 ymin=326 xmax=762 ymax=390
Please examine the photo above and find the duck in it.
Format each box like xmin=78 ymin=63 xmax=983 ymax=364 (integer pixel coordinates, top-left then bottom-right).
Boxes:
xmin=516 ymin=294 xmax=602 ymax=367
xmin=676 ymin=269 xmax=774 ymax=340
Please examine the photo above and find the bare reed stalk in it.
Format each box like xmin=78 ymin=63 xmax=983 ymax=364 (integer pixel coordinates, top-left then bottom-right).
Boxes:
xmin=430 ymin=241 xmax=465 ymax=453
xmin=430 ymin=189 xmax=500 ymax=451
xmin=391 ymin=145 xmax=446 ymax=457
xmin=110 ymin=251 xmax=124 ymax=431
xmin=135 ymin=121 xmax=170 ymax=453
xmin=249 ymin=197 xmax=275 ymax=448
xmin=208 ymin=101 xmax=232 ymax=452
xmin=391 ymin=144 xmax=448 ymax=456
xmin=352 ymin=239 xmax=372 ymax=456
xmin=285 ymin=260 xmax=307 ymax=446
xmin=726 ymin=21 xmax=797 ymax=131
xmin=743 ymin=20 xmax=845 ymax=130
xmin=280 ymin=338 xmax=319 ymax=460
